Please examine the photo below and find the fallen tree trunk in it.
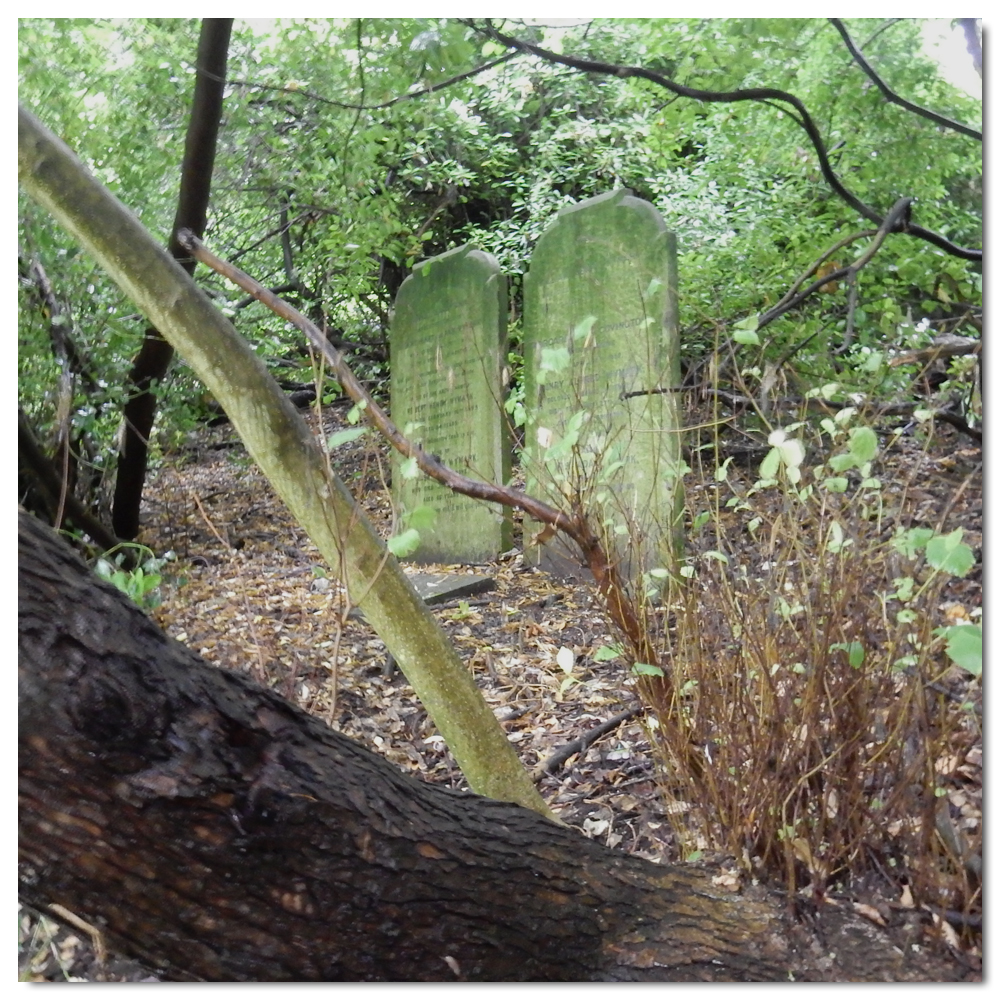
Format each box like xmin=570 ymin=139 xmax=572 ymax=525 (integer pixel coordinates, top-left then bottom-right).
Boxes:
xmin=17 ymin=511 xmax=965 ymax=981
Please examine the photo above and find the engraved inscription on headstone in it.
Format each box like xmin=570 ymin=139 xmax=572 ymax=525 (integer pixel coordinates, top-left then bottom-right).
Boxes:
xmin=390 ymin=245 xmax=512 ymax=564
xmin=522 ymin=189 xmax=683 ymax=580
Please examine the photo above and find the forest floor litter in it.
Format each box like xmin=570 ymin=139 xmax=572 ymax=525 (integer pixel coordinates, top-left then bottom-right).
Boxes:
xmin=19 ymin=400 xmax=982 ymax=981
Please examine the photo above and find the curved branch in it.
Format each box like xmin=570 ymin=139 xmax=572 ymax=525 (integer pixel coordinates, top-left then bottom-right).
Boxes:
xmin=228 ymin=51 xmax=520 ymax=112
xmin=829 ymin=19 xmax=981 ymax=140
xmin=766 ymin=228 xmax=879 ymax=321
xmin=532 ymin=704 xmax=643 ymax=780
xmin=758 ymin=197 xmax=914 ymax=331
xmin=466 ymin=20 xmax=981 ymax=262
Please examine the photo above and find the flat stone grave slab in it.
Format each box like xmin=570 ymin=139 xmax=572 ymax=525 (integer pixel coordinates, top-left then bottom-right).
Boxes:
xmin=390 ymin=244 xmax=512 ymax=564
xmin=404 ymin=571 xmax=496 ymax=606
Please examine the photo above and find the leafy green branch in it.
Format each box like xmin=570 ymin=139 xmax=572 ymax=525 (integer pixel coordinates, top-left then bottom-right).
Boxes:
xmin=465 ymin=19 xmax=981 ymax=262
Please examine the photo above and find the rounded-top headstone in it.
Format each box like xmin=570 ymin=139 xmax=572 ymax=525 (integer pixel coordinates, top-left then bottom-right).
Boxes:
xmin=390 ymin=244 xmax=512 ymax=564
xmin=522 ymin=189 xmax=682 ymax=580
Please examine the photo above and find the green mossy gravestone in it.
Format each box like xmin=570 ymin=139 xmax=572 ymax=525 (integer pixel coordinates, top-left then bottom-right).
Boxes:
xmin=390 ymin=245 xmax=512 ymax=564
xmin=522 ymin=189 xmax=683 ymax=581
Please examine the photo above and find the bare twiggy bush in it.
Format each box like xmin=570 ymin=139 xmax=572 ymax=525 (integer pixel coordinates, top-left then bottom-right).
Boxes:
xmin=647 ymin=416 xmax=980 ymax=924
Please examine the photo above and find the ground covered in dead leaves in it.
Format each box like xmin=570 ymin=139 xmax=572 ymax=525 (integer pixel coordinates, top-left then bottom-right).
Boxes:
xmin=19 ymin=400 xmax=982 ymax=981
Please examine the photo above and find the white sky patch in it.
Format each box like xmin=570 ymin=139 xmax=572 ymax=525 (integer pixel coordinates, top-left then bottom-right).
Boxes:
xmin=920 ymin=19 xmax=981 ymax=99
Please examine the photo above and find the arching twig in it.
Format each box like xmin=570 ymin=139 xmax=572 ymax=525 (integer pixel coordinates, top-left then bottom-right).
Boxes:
xmin=757 ymin=197 xmax=914 ymax=332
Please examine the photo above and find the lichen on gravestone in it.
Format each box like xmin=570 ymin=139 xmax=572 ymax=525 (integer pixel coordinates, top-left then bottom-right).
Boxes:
xmin=521 ymin=189 xmax=684 ymax=582
xmin=389 ymin=245 xmax=512 ymax=564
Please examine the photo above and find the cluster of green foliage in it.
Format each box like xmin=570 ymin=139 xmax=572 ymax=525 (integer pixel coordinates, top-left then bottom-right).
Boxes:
xmin=19 ymin=19 xmax=980 ymax=485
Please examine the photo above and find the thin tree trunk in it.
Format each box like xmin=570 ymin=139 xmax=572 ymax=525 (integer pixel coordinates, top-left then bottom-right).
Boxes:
xmin=112 ymin=18 xmax=233 ymax=539
xmin=18 ymin=511 xmax=967 ymax=982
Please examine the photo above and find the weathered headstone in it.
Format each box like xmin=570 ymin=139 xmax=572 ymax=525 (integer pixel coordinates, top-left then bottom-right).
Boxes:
xmin=522 ymin=189 xmax=683 ymax=581
xmin=390 ymin=245 xmax=512 ymax=564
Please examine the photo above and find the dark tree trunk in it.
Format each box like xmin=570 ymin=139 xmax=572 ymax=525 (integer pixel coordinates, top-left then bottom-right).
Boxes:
xmin=958 ymin=19 xmax=982 ymax=78
xmin=18 ymin=408 xmax=121 ymax=554
xmin=17 ymin=511 xmax=969 ymax=982
xmin=112 ymin=19 xmax=232 ymax=540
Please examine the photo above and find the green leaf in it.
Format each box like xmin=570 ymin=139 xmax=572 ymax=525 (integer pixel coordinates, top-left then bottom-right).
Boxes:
xmin=692 ymin=511 xmax=712 ymax=531
xmin=346 ymin=400 xmax=367 ymax=425
xmin=387 ymin=528 xmax=421 ymax=557
xmin=715 ymin=456 xmax=734 ymax=482
xmin=400 ymin=455 xmax=420 ymax=480
xmin=327 ymin=426 xmax=368 ymax=448
xmin=759 ymin=447 xmax=780 ymax=479
xmin=540 ymin=346 xmax=571 ymax=373
xmin=825 ymin=521 xmax=846 ymax=553
xmin=848 ymin=426 xmax=878 ymax=464
xmin=406 ymin=505 xmax=437 ymax=530
xmin=733 ymin=315 xmax=759 ymax=345
xmin=828 ymin=452 xmax=856 ymax=473
xmin=892 ymin=527 xmax=935 ymax=560
xmin=572 ymin=315 xmax=597 ymax=342
xmin=594 ymin=644 xmax=624 ymax=662
xmin=632 ymin=662 xmax=664 ymax=677
xmin=703 ymin=550 xmax=729 ymax=564
xmin=829 ymin=641 xmax=864 ymax=669
xmin=935 ymin=624 xmax=982 ymax=677
xmin=925 ymin=528 xmax=975 ymax=577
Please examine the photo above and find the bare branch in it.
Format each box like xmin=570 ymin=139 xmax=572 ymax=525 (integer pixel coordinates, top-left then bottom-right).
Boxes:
xmin=228 ymin=51 xmax=519 ymax=112
xmin=758 ymin=197 xmax=914 ymax=331
xmin=829 ymin=19 xmax=981 ymax=140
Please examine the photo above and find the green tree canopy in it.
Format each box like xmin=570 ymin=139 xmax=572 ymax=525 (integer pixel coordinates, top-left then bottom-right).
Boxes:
xmin=19 ymin=17 xmax=981 ymax=511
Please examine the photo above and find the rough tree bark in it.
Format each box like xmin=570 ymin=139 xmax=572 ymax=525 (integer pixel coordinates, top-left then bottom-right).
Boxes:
xmin=18 ymin=511 xmax=966 ymax=982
